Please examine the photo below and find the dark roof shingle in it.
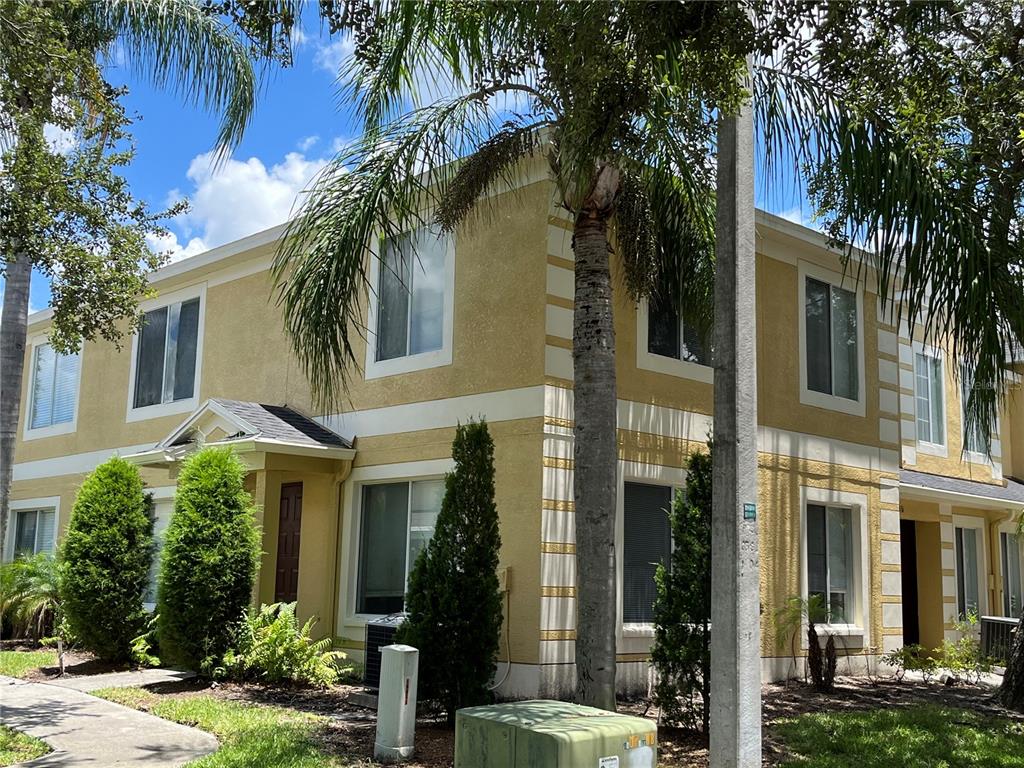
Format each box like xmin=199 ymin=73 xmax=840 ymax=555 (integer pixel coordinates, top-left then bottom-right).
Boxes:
xmin=212 ymin=399 xmax=352 ymax=449
xmin=900 ymin=468 xmax=1024 ymax=505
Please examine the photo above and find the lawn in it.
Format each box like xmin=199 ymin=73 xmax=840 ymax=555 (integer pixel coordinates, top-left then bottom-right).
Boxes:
xmin=0 ymin=725 xmax=50 ymax=766
xmin=93 ymin=687 xmax=354 ymax=767
xmin=0 ymin=650 xmax=56 ymax=679
xmin=775 ymin=704 xmax=1024 ymax=768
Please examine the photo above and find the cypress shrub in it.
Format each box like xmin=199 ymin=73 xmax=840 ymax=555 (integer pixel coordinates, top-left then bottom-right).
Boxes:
xmin=652 ymin=446 xmax=712 ymax=731
xmin=397 ymin=420 xmax=503 ymax=722
xmin=61 ymin=457 xmax=153 ymax=662
xmin=157 ymin=447 xmax=260 ymax=671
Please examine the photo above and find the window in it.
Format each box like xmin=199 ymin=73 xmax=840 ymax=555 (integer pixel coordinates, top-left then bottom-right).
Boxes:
xmin=356 ymin=479 xmax=444 ymax=614
xmin=955 ymin=526 xmax=981 ymax=619
xmin=622 ymin=482 xmax=672 ymax=623
xmin=961 ymin=364 xmax=989 ymax=456
xmin=143 ymin=500 xmax=174 ymax=609
xmin=133 ymin=297 xmax=201 ymax=409
xmin=806 ymin=504 xmax=853 ymax=624
xmin=915 ymin=352 xmax=945 ymax=446
xmin=1002 ymin=532 xmax=1022 ymax=619
xmin=12 ymin=509 xmax=56 ymax=557
xmin=647 ymin=296 xmax=709 ymax=365
xmin=805 ymin=277 xmax=858 ymax=401
xmin=375 ymin=228 xmax=448 ymax=363
xmin=28 ymin=344 xmax=80 ymax=431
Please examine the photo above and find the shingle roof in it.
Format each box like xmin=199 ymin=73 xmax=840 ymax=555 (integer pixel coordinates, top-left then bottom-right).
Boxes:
xmin=211 ymin=399 xmax=352 ymax=449
xmin=900 ymin=468 xmax=1024 ymax=505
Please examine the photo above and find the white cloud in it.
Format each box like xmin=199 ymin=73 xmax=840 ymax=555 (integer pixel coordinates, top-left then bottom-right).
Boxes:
xmin=778 ymin=205 xmax=821 ymax=231
xmin=314 ymin=35 xmax=355 ymax=75
xmin=153 ymin=147 xmax=332 ymax=262
xmin=43 ymin=123 xmax=77 ymax=154
xmin=298 ymin=134 xmax=320 ymax=152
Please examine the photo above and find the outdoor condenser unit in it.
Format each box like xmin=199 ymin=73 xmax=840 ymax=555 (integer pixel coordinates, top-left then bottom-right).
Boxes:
xmin=456 ymin=700 xmax=657 ymax=768
xmin=364 ymin=613 xmax=406 ymax=688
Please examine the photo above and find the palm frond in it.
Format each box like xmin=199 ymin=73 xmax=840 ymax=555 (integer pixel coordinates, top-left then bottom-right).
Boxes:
xmin=89 ymin=0 xmax=257 ymax=153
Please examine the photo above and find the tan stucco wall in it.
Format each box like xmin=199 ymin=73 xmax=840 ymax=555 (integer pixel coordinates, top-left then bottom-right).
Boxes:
xmin=914 ymin=521 xmax=944 ymax=651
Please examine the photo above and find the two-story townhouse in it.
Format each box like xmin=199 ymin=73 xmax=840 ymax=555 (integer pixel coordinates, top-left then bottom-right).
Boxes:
xmin=7 ymin=167 xmax=1023 ymax=698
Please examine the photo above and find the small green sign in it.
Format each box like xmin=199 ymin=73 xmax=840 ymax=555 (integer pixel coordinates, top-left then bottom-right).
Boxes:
xmin=743 ymin=503 xmax=756 ymax=521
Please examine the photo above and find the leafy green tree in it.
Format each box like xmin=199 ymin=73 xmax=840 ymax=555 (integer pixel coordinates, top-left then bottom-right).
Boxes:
xmin=272 ymin=1 xmax=750 ymax=710
xmin=0 ymin=0 xmax=258 ymax=550
xmin=396 ymin=420 xmax=503 ymax=722
xmin=60 ymin=457 xmax=153 ymax=662
xmin=652 ymin=447 xmax=712 ymax=732
xmin=157 ymin=447 xmax=260 ymax=671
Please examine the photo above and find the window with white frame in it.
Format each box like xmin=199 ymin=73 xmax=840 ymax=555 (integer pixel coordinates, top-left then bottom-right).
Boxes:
xmin=1002 ymin=531 xmax=1022 ymax=619
xmin=133 ymin=297 xmax=201 ymax=409
xmin=12 ymin=509 xmax=56 ymax=558
xmin=375 ymin=228 xmax=448 ymax=363
xmin=960 ymin=363 xmax=989 ymax=456
xmin=622 ymin=482 xmax=673 ymax=623
xmin=806 ymin=503 xmax=854 ymax=624
xmin=28 ymin=343 xmax=80 ymax=430
xmin=915 ymin=352 xmax=945 ymax=446
xmin=647 ymin=295 xmax=709 ymax=366
xmin=955 ymin=525 xmax=982 ymax=618
xmin=804 ymin=277 xmax=858 ymax=401
xmin=143 ymin=499 xmax=174 ymax=609
xmin=356 ymin=479 xmax=444 ymax=614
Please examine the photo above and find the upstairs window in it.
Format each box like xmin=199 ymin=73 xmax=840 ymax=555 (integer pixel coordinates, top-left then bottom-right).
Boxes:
xmin=647 ymin=296 xmax=709 ymax=366
xmin=375 ymin=228 xmax=447 ymax=362
xmin=960 ymin=363 xmax=989 ymax=456
xmin=622 ymin=482 xmax=672 ymax=623
xmin=29 ymin=344 xmax=80 ymax=430
xmin=13 ymin=509 xmax=56 ymax=558
xmin=133 ymin=298 xmax=201 ymax=409
xmin=1002 ymin=532 xmax=1022 ymax=619
xmin=915 ymin=352 xmax=945 ymax=446
xmin=356 ymin=479 xmax=444 ymax=615
xmin=806 ymin=504 xmax=853 ymax=624
xmin=805 ymin=277 xmax=858 ymax=401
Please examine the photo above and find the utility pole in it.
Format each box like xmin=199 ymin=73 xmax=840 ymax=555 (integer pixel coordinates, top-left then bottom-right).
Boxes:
xmin=709 ymin=52 xmax=761 ymax=768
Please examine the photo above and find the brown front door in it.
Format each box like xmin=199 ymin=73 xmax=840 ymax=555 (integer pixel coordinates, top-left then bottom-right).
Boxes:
xmin=275 ymin=483 xmax=303 ymax=603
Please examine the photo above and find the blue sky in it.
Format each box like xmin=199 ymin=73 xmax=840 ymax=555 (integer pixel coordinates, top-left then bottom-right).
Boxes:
xmin=18 ymin=25 xmax=812 ymax=315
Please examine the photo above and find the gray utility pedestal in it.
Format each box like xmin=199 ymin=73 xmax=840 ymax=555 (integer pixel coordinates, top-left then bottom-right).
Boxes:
xmin=374 ymin=644 xmax=419 ymax=763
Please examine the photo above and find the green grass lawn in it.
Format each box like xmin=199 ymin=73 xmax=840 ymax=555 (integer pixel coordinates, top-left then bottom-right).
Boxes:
xmin=93 ymin=687 xmax=354 ymax=767
xmin=0 ymin=650 xmax=56 ymax=678
xmin=0 ymin=725 xmax=50 ymax=766
xmin=776 ymin=704 xmax=1024 ymax=768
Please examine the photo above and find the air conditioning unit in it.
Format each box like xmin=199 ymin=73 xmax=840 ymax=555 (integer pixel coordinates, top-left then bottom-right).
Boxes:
xmin=364 ymin=613 xmax=406 ymax=688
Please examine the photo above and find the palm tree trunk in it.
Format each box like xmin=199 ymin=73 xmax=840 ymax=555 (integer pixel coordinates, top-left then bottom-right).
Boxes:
xmin=1000 ymin=612 xmax=1024 ymax=711
xmin=0 ymin=252 xmax=31 ymax=551
xmin=572 ymin=164 xmax=620 ymax=711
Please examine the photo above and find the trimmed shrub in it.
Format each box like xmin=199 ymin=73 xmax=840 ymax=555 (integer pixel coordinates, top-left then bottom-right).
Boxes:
xmin=157 ymin=447 xmax=260 ymax=671
xmin=652 ymin=446 xmax=712 ymax=731
xmin=219 ymin=602 xmax=348 ymax=687
xmin=396 ymin=420 xmax=503 ymax=722
xmin=60 ymin=457 xmax=153 ymax=662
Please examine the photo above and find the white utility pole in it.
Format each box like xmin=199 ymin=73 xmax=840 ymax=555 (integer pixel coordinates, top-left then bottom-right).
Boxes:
xmin=709 ymin=52 xmax=761 ymax=768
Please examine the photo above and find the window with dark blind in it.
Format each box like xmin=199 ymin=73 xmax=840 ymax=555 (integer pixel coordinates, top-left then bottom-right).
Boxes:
xmin=622 ymin=482 xmax=672 ymax=623
xmin=647 ymin=295 xmax=709 ymax=365
xmin=133 ymin=297 xmax=201 ymax=409
xmin=805 ymin=277 xmax=858 ymax=400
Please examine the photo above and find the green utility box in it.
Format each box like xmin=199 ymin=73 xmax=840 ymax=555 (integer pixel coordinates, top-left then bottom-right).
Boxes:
xmin=455 ymin=700 xmax=656 ymax=768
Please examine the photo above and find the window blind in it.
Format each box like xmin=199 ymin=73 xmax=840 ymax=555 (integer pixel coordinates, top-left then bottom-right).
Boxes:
xmin=30 ymin=344 xmax=80 ymax=429
xmin=622 ymin=482 xmax=672 ymax=623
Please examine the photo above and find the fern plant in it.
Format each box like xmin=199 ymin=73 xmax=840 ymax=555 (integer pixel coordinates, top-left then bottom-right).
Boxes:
xmin=219 ymin=602 xmax=346 ymax=687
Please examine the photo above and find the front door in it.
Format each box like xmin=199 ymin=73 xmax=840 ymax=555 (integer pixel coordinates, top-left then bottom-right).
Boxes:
xmin=275 ymin=483 xmax=303 ymax=603
xmin=900 ymin=519 xmax=920 ymax=646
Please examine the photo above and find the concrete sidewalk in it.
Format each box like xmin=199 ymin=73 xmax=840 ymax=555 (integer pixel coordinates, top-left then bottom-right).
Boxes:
xmin=0 ymin=675 xmax=218 ymax=767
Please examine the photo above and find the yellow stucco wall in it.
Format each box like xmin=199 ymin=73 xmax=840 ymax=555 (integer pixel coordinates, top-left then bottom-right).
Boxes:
xmin=914 ymin=521 xmax=944 ymax=651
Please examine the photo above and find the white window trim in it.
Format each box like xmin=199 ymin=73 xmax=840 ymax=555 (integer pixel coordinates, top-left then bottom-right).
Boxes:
xmin=339 ymin=458 xmax=455 ymax=629
xmin=798 ymin=486 xmax=870 ymax=645
xmin=797 ymin=261 xmax=866 ymax=417
xmin=363 ymin=229 xmax=456 ymax=380
xmin=952 ymin=514 xmax=989 ymax=618
xmin=913 ymin=341 xmax=948 ymax=458
xmin=635 ymin=297 xmax=713 ymax=384
xmin=998 ymin=520 xmax=1023 ymax=619
xmin=22 ymin=333 xmax=82 ymax=441
xmin=142 ymin=486 xmax=176 ymax=612
xmin=4 ymin=496 xmax=61 ymax=562
xmin=616 ymin=460 xmax=687 ymax=641
xmin=125 ymin=283 xmax=207 ymax=423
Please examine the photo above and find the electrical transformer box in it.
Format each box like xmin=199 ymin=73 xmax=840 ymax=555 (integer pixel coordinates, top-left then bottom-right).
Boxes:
xmin=455 ymin=700 xmax=656 ymax=768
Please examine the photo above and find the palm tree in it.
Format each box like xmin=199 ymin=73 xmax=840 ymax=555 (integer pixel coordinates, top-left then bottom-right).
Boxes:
xmin=0 ymin=0 xmax=259 ymax=548
xmin=273 ymin=1 xmax=751 ymax=710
